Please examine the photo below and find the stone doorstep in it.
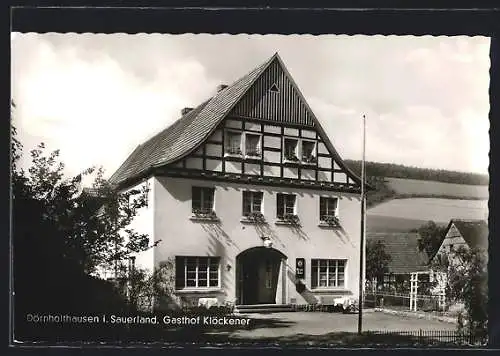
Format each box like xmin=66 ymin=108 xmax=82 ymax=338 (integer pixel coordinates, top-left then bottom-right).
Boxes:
xmin=374 ymin=307 xmax=457 ymax=324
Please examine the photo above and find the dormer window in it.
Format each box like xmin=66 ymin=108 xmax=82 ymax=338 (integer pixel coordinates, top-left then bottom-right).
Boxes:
xmin=302 ymin=140 xmax=316 ymax=163
xmin=245 ymin=133 xmax=262 ymax=158
xmin=284 ymin=138 xmax=299 ymax=161
xmin=225 ymin=131 xmax=242 ymax=155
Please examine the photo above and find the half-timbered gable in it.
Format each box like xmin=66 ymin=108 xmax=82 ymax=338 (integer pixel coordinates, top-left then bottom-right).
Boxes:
xmin=431 ymin=219 xmax=488 ymax=261
xmin=122 ymin=53 xmax=361 ymax=194
xmin=109 ymin=53 xmax=364 ymax=311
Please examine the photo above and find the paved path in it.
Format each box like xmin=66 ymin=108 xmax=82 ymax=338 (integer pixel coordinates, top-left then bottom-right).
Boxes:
xmin=226 ymin=311 xmax=456 ymax=339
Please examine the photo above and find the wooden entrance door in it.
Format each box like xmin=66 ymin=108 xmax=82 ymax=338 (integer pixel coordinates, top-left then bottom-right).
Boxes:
xmin=237 ymin=248 xmax=283 ymax=305
xmin=256 ymin=257 xmax=280 ymax=304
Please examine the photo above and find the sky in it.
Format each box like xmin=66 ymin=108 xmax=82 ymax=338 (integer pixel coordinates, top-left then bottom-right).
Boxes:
xmin=11 ymin=33 xmax=491 ymax=181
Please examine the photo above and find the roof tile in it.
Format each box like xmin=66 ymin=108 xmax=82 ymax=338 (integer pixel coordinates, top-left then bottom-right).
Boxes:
xmin=367 ymin=232 xmax=430 ymax=274
xmin=109 ymin=55 xmax=274 ymax=186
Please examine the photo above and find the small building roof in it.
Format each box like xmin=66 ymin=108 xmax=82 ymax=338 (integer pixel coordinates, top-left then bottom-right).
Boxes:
xmin=367 ymin=232 xmax=430 ymax=274
xmin=446 ymin=219 xmax=488 ymax=250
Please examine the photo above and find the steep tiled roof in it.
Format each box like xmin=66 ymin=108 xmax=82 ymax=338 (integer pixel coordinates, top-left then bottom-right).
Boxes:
xmin=367 ymin=232 xmax=430 ymax=274
xmin=446 ymin=219 xmax=488 ymax=250
xmin=109 ymin=55 xmax=274 ymax=186
xmin=109 ymin=52 xmax=364 ymax=189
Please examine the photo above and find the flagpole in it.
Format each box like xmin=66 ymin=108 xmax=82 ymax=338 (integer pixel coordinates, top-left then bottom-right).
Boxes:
xmin=358 ymin=114 xmax=367 ymax=335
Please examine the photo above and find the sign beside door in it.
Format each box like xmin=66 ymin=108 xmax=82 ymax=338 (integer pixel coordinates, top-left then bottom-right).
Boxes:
xmin=295 ymin=258 xmax=305 ymax=279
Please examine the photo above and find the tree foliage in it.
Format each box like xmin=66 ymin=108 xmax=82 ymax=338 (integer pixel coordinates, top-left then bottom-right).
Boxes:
xmin=412 ymin=221 xmax=447 ymax=258
xmin=365 ymin=175 xmax=397 ymax=209
xmin=366 ymin=240 xmax=392 ymax=284
xmin=430 ymin=246 xmax=488 ymax=342
xmin=11 ymin=119 xmax=159 ymax=316
xmin=345 ymin=160 xmax=488 ymax=186
xmin=126 ymin=258 xmax=181 ymax=312
xmin=14 ymin=141 xmax=157 ymax=275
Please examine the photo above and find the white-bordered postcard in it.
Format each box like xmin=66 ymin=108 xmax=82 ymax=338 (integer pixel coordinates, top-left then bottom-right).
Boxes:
xmin=10 ymin=31 xmax=490 ymax=347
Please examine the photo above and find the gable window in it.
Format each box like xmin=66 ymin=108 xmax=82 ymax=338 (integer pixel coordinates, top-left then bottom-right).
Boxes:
xmin=269 ymin=83 xmax=279 ymax=93
xmin=226 ymin=131 xmax=242 ymax=155
xmin=284 ymin=138 xmax=299 ymax=161
xmin=243 ymin=191 xmax=263 ymax=216
xmin=175 ymin=256 xmax=220 ymax=289
xmin=302 ymin=140 xmax=316 ymax=163
xmin=192 ymin=187 xmax=215 ymax=214
xmin=245 ymin=133 xmax=262 ymax=157
xmin=320 ymin=197 xmax=339 ymax=222
xmin=277 ymin=193 xmax=296 ymax=219
xmin=311 ymin=259 xmax=346 ymax=288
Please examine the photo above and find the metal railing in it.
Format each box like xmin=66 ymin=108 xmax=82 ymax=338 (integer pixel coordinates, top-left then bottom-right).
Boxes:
xmin=364 ymin=329 xmax=479 ymax=345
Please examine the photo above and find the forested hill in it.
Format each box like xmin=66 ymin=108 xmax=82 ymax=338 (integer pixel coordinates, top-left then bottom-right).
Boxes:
xmin=344 ymin=160 xmax=489 ymax=186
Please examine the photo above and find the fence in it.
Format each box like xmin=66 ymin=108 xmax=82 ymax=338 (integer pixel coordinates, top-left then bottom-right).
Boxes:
xmin=363 ymin=329 xmax=480 ymax=345
xmin=364 ymin=292 xmax=445 ymax=312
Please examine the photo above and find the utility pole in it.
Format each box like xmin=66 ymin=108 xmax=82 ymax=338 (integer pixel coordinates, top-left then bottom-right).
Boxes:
xmin=357 ymin=114 xmax=367 ymax=335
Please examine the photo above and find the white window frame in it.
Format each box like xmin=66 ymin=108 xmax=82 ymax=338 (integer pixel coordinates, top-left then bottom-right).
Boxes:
xmin=283 ymin=137 xmax=300 ymax=162
xmin=311 ymin=259 xmax=347 ymax=289
xmin=192 ymin=186 xmax=215 ymax=214
xmin=225 ymin=129 xmax=243 ymax=156
xmin=276 ymin=193 xmax=297 ymax=219
xmin=176 ymin=256 xmax=221 ymax=290
xmin=301 ymin=139 xmax=317 ymax=164
xmin=319 ymin=197 xmax=339 ymax=222
xmin=244 ymin=132 xmax=262 ymax=159
xmin=283 ymin=137 xmax=318 ymax=164
xmin=242 ymin=191 xmax=264 ymax=216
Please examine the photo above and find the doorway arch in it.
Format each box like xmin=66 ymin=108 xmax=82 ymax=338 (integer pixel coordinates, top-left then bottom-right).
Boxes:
xmin=236 ymin=247 xmax=287 ymax=305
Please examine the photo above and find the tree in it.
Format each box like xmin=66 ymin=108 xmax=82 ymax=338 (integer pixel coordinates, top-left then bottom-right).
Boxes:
xmin=127 ymin=258 xmax=181 ymax=312
xmin=412 ymin=221 xmax=447 ymax=258
xmin=430 ymin=246 xmax=488 ymax=343
xmin=11 ymin=122 xmax=160 ymax=316
xmin=15 ymin=142 xmax=158 ymax=275
xmin=366 ymin=240 xmax=392 ymax=287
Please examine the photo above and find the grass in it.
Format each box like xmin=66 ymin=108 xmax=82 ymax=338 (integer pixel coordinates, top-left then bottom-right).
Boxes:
xmin=366 ymin=215 xmax=434 ymax=233
xmin=386 ymin=178 xmax=488 ymax=200
xmin=367 ymin=198 xmax=488 ymax=225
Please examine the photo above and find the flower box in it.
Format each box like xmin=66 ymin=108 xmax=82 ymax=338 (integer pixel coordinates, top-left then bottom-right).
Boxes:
xmin=321 ymin=215 xmax=340 ymax=226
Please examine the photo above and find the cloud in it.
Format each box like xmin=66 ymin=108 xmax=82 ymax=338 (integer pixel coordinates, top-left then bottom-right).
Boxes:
xmin=11 ymin=34 xmax=490 ymax=179
xmin=12 ymin=34 xmax=218 ymax=178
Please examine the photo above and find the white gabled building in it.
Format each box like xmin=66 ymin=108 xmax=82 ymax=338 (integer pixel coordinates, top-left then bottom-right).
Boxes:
xmin=109 ymin=53 xmax=367 ymax=310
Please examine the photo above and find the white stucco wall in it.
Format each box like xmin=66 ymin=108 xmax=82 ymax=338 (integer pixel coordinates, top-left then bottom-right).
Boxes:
xmin=121 ymin=177 xmax=156 ymax=274
xmin=152 ymin=176 xmax=362 ymax=306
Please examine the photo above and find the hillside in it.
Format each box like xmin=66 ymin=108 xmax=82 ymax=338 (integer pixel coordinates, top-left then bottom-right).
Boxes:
xmin=367 ymin=198 xmax=487 ymax=233
xmin=386 ymin=177 xmax=488 ymax=200
xmin=343 ymin=160 xmax=489 ymax=208
xmin=345 ymin=160 xmax=489 ymax=186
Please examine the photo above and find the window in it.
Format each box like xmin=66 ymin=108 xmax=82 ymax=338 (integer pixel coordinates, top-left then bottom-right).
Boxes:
xmin=284 ymin=138 xmax=299 ymax=161
xmin=311 ymin=259 xmax=346 ymax=288
xmin=242 ymin=191 xmax=263 ymax=216
xmin=302 ymin=140 xmax=316 ymax=163
xmin=245 ymin=133 xmax=261 ymax=157
xmin=175 ymin=256 xmax=220 ymax=289
xmin=319 ymin=197 xmax=339 ymax=221
xmin=277 ymin=193 xmax=296 ymax=219
xmin=192 ymin=187 xmax=215 ymax=214
xmin=269 ymin=83 xmax=279 ymax=93
xmin=226 ymin=131 xmax=242 ymax=155
xmin=449 ymin=244 xmax=454 ymax=252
